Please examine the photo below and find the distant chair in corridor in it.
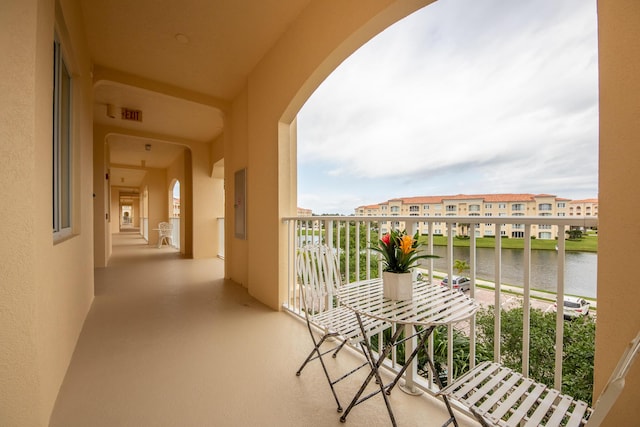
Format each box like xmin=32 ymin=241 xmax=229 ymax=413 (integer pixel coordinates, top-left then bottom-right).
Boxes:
xmin=157 ymin=222 xmax=173 ymax=248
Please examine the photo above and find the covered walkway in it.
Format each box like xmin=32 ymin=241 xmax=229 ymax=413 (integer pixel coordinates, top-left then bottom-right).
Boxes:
xmin=50 ymin=233 xmax=471 ymax=426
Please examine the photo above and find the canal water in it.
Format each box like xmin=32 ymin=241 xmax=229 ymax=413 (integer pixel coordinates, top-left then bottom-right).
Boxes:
xmin=425 ymin=246 xmax=597 ymax=299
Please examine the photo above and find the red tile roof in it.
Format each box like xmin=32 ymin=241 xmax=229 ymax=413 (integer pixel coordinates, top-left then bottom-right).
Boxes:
xmin=570 ymin=198 xmax=599 ymax=204
xmin=354 ymin=194 xmax=598 ymax=210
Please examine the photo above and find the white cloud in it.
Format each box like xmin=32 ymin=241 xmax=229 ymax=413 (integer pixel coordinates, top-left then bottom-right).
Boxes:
xmin=297 ymin=0 xmax=598 ymax=214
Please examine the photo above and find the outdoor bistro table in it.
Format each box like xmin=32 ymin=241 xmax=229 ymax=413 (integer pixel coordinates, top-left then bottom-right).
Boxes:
xmin=336 ymin=278 xmax=479 ymax=426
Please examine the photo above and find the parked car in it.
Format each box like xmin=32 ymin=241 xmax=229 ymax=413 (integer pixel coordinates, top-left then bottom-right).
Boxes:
xmin=441 ymin=276 xmax=471 ymax=292
xmin=554 ymin=296 xmax=590 ymax=319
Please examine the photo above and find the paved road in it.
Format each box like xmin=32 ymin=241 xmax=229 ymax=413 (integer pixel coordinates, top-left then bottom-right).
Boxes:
xmin=418 ymin=268 xmax=597 ymax=316
xmin=471 ymin=287 xmax=555 ymax=313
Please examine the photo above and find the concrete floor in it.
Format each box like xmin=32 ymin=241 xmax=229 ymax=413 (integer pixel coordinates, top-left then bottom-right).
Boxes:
xmin=50 ymin=233 xmax=477 ymax=427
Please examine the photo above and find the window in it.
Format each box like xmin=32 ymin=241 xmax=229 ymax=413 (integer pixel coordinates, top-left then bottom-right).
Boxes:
xmin=53 ymin=35 xmax=72 ymax=238
xmin=409 ymin=205 xmax=419 ymax=212
xmin=539 ymin=203 xmax=553 ymax=211
xmin=498 ymin=203 xmax=506 ymax=209
xmin=390 ymin=206 xmax=399 ymax=213
xmin=469 ymin=204 xmax=480 ymax=212
xmin=557 ymin=202 xmax=566 ymax=208
xmin=485 ymin=203 xmax=492 ymax=209
xmin=511 ymin=203 xmax=525 ymax=211
xmin=446 ymin=205 xmax=456 ymax=212
xmin=423 ymin=205 xmax=430 ymax=210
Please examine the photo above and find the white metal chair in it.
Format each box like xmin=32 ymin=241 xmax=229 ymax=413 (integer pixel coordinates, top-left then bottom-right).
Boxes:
xmin=439 ymin=330 xmax=640 ymax=427
xmin=157 ymin=222 xmax=173 ymax=248
xmin=295 ymin=245 xmax=387 ymax=413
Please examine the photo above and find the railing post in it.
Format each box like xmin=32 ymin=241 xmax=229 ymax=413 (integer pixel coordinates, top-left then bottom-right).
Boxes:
xmin=446 ymin=222 xmax=455 ymax=385
xmin=355 ymin=221 xmax=361 ymax=282
xmin=494 ymin=223 xmax=502 ymax=363
xmin=469 ymin=223 xmax=477 ymax=370
xmin=555 ymin=225 xmax=566 ymax=390
xmin=523 ymin=224 xmax=532 ymax=376
xmin=326 ymin=219 xmax=334 ymax=248
xmin=365 ymin=221 xmax=371 ymax=280
xmin=401 ymin=220 xmax=420 ymax=394
xmin=345 ymin=221 xmax=351 ymax=282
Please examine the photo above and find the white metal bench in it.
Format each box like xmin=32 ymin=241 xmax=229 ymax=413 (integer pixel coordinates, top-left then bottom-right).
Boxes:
xmin=439 ymin=331 xmax=640 ymax=426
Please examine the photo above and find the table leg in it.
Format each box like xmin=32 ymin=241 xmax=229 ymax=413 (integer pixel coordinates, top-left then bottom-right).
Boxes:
xmin=384 ymin=325 xmax=434 ymax=394
xmin=399 ymin=323 xmax=422 ymax=395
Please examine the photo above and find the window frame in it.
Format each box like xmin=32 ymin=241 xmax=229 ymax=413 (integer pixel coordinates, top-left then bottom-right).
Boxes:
xmin=53 ymin=33 xmax=73 ymax=240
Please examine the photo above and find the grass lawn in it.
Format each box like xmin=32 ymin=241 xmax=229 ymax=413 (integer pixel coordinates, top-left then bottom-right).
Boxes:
xmin=422 ymin=235 xmax=598 ymax=252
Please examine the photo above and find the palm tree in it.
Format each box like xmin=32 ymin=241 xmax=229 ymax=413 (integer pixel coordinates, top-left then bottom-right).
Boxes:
xmin=454 ymin=259 xmax=470 ymax=277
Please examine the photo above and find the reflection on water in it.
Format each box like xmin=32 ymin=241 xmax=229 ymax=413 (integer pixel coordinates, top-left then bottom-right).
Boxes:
xmin=296 ymin=235 xmax=597 ymax=299
xmin=424 ymin=246 xmax=597 ymax=298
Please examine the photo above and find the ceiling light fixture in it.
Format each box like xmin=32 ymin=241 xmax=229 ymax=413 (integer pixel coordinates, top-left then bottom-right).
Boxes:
xmin=175 ymin=33 xmax=189 ymax=44
xmin=145 ymin=144 xmax=151 ymax=151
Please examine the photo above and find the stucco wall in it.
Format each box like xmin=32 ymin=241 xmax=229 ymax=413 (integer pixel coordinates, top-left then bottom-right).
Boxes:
xmin=190 ymin=141 xmax=219 ymax=259
xmin=233 ymin=0 xmax=433 ymax=309
xmin=227 ymin=88 xmax=249 ymax=287
xmin=595 ymin=0 xmax=640 ymax=423
xmin=141 ymin=169 xmax=168 ymax=247
xmin=0 ymin=0 xmax=95 ymax=425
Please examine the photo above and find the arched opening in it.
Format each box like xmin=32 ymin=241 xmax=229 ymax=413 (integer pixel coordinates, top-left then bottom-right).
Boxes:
xmin=297 ymin=1 xmax=598 ymax=215
xmin=119 ymin=191 xmax=139 ymax=232
xmin=169 ymin=179 xmax=181 ymax=250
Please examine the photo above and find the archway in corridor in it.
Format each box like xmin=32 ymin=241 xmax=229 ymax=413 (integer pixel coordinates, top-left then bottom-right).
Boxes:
xmin=169 ymin=179 xmax=181 ymax=250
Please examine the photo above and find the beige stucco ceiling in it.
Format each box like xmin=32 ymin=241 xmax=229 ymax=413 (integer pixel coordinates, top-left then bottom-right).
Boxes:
xmin=82 ymin=0 xmax=312 ymax=187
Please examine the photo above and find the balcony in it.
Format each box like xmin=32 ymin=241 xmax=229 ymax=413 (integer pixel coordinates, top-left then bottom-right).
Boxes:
xmin=51 ymin=214 xmax=600 ymax=426
xmin=49 ymin=232 xmax=477 ymax=426
xmin=283 ymin=215 xmax=599 ymax=399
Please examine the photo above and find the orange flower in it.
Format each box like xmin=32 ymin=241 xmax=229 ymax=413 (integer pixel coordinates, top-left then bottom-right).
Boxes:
xmin=400 ymin=235 xmax=414 ymax=255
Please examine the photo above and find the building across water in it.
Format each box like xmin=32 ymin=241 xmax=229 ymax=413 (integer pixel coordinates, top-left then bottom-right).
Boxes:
xmin=355 ymin=193 xmax=598 ymax=240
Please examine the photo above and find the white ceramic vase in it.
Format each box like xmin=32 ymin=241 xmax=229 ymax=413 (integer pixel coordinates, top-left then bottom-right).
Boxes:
xmin=382 ymin=271 xmax=413 ymax=301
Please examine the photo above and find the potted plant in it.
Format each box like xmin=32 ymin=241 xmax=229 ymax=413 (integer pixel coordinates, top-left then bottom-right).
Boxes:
xmin=370 ymin=229 xmax=438 ymax=300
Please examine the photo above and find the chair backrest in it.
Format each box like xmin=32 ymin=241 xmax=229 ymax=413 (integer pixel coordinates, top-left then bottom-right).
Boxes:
xmin=296 ymin=245 xmax=342 ymax=314
xmin=159 ymin=222 xmax=173 ymax=236
xmin=587 ymin=330 xmax=640 ymax=426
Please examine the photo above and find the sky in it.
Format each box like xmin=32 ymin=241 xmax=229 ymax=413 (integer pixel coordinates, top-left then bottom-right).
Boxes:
xmin=297 ymin=0 xmax=599 ymax=215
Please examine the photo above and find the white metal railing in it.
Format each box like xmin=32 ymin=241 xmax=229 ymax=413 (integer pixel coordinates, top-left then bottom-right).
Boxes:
xmin=170 ymin=218 xmax=180 ymax=250
xmin=142 ymin=217 xmax=149 ymax=241
xmin=217 ymin=218 xmax=225 ymax=259
xmin=282 ymin=215 xmax=598 ymax=396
